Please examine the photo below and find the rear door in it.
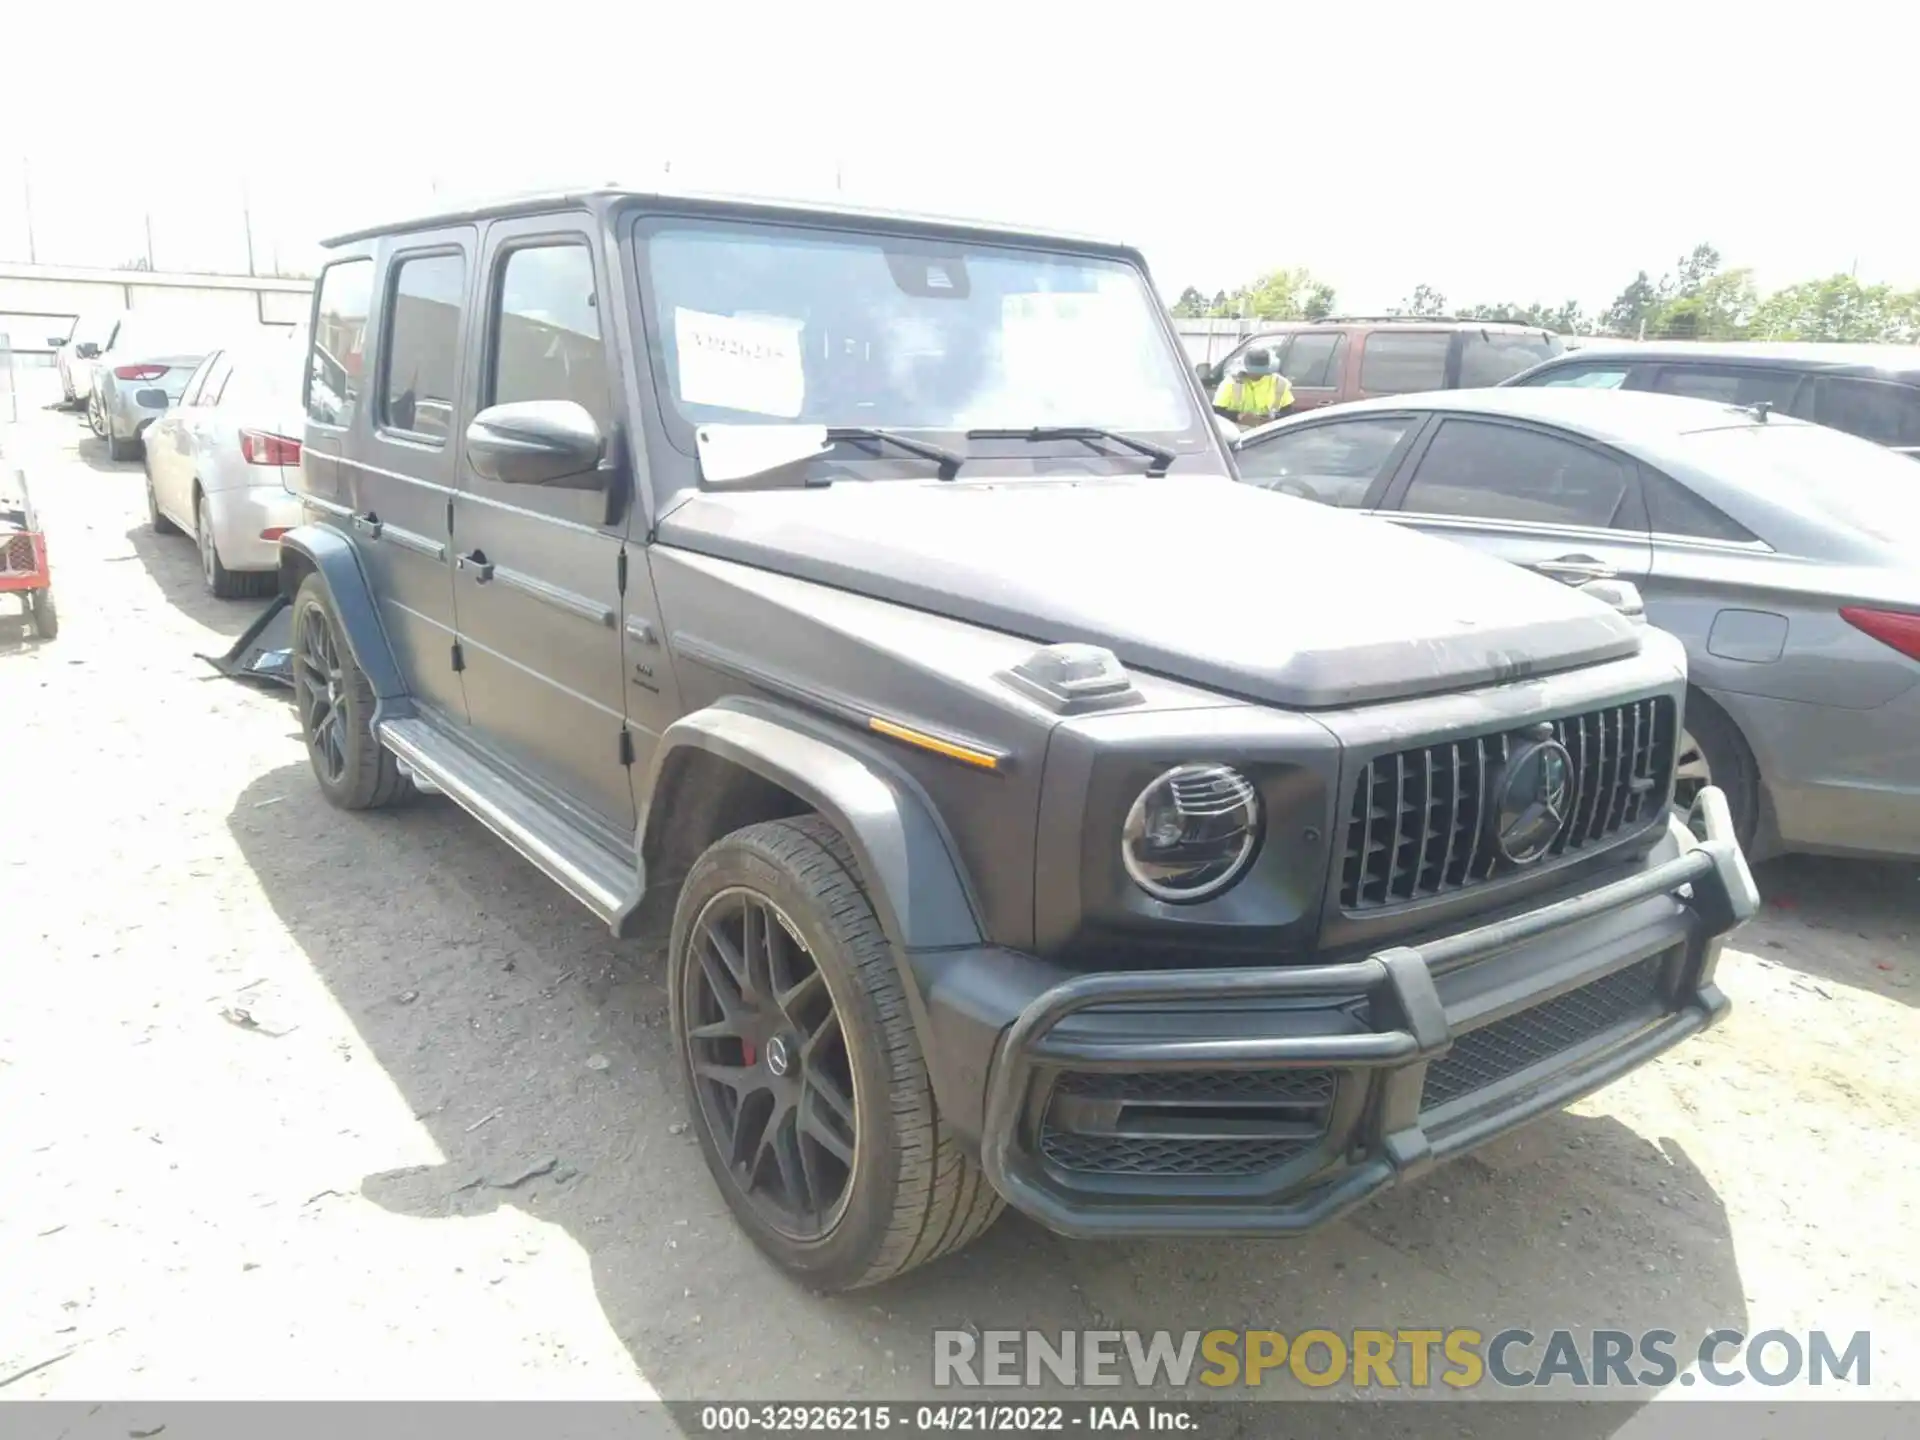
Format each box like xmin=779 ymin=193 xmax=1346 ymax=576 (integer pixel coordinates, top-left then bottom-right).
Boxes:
xmin=448 ymin=214 xmax=636 ymax=834
xmin=1377 ymin=415 xmax=1654 ymax=587
xmin=348 ymin=230 xmax=472 ymax=722
xmin=1806 ymin=374 xmax=1920 ymax=456
xmin=1355 ymin=329 xmax=1453 ymax=399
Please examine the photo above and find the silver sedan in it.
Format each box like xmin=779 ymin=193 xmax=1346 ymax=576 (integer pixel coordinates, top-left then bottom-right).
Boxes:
xmin=1230 ymin=386 xmax=1920 ymax=862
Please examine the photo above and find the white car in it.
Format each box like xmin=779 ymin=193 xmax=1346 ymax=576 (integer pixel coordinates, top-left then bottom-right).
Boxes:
xmin=87 ymin=313 xmax=231 ymax=461
xmin=142 ymin=330 xmax=307 ymax=598
xmin=52 ymin=311 xmax=125 ymax=409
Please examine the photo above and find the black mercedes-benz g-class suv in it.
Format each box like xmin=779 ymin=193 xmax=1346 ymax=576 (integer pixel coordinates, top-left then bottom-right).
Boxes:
xmin=279 ymin=187 xmax=1756 ymax=1291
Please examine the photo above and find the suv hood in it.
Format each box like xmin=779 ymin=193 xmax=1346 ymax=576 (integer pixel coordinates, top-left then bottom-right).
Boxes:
xmin=658 ymin=474 xmax=1643 ymax=709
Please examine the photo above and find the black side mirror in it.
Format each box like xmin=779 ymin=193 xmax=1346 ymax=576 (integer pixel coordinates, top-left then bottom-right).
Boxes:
xmin=76 ymin=342 xmax=100 ymax=360
xmin=466 ymin=400 xmax=605 ymax=489
xmin=1195 ymin=360 xmax=1216 ymax=386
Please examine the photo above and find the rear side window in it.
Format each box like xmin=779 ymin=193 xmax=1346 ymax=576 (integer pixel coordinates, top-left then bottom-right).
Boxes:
xmin=1359 ymin=332 xmax=1450 ymax=393
xmin=1811 ymin=376 xmax=1920 ymax=448
xmin=1458 ymin=332 xmax=1564 ymax=387
xmin=306 ymin=259 xmax=374 ymax=427
xmin=382 ymin=253 xmax=466 ymax=441
xmin=1642 ymin=469 xmax=1756 ymax=543
xmin=1278 ymin=332 xmax=1344 ymax=389
xmin=489 ymin=244 xmax=610 ymax=430
xmin=1527 ymin=364 xmax=1629 ymax=389
xmin=1401 ymin=419 xmax=1632 ymax=529
xmin=178 ymin=353 xmax=220 ymax=408
xmin=198 ymin=354 xmax=236 ymax=407
xmin=1653 ymin=365 xmax=1801 ymax=410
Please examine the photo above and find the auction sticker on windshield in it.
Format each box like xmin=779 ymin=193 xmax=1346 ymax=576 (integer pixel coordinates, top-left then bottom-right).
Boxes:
xmin=674 ymin=308 xmax=805 ymax=418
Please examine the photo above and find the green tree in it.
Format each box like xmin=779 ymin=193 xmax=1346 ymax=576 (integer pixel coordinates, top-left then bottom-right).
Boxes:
xmin=1647 ymin=268 xmax=1758 ymax=340
xmin=1170 ymin=286 xmax=1209 ymax=318
xmin=1209 ymin=267 xmax=1338 ymax=321
xmin=1396 ymin=283 xmax=1448 ymax=317
xmin=1748 ymin=275 xmax=1920 ymax=342
xmin=1603 ymin=271 xmax=1660 ymax=337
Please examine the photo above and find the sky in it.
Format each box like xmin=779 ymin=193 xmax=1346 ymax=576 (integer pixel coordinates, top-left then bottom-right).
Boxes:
xmin=4 ymin=0 xmax=1916 ymax=316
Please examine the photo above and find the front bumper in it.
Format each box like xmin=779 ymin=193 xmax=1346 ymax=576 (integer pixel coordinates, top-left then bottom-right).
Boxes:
xmin=947 ymin=789 xmax=1756 ymax=1239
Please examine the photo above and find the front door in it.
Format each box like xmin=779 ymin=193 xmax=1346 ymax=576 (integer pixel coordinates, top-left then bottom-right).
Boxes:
xmin=449 ymin=216 xmax=636 ymax=835
xmin=1378 ymin=415 xmax=1654 ymax=588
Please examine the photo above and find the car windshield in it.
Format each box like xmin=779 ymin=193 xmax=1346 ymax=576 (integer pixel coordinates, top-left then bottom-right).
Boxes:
xmin=639 ymin=219 xmax=1204 ymax=453
xmin=1682 ymin=421 xmax=1920 ymax=548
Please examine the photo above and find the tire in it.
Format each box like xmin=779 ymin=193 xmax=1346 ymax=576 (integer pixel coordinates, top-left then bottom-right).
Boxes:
xmin=86 ymin=391 xmax=108 ymax=440
xmin=145 ymin=457 xmax=179 ymax=535
xmin=669 ymin=815 xmax=1001 ymax=1291
xmin=1675 ymin=687 xmax=1759 ymax=851
xmin=28 ymin=589 xmax=58 ymax=640
xmin=107 ymin=428 xmax=141 ymax=463
xmin=291 ymin=573 xmax=412 ymax=810
xmin=197 ymin=494 xmax=273 ymax=599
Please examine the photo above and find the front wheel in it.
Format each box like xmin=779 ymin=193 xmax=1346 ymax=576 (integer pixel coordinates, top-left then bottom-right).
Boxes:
xmin=86 ymin=391 xmax=107 ymax=440
xmin=291 ymin=574 xmax=412 ymax=810
xmin=28 ymin=589 xmax=58 ymax=640
xmin=669 ymin=816 xmax=1001 ymax=1291
xmin=1674 ymin=689 xmax=1759 ymax=851
xmin=145 ymin=457 xmax=179 ymax=535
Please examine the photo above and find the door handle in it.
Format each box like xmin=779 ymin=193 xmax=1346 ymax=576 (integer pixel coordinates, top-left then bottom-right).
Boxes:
xmin=1531 ymin=554 xmax=1615 ymax=584
xmin=456 ymin=549 xmax=494 ymax=582
xmin=351 ymin=510 xmax=382 ymax=538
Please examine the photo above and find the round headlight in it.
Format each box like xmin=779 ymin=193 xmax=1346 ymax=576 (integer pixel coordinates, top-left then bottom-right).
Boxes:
xmin=1121 ymin=764 xmax=1263 ymax=903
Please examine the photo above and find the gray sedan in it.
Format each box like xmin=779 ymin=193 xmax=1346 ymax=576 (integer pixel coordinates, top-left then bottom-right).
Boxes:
xmin=1230 ymin=386 xmax=1920 ymax=862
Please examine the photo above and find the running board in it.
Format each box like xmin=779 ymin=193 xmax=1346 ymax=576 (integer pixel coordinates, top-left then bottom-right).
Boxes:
xmin=377 ymin=716 xmax=640 ymax=927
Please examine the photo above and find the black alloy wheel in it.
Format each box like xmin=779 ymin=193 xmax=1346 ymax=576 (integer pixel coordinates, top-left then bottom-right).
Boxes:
xmin=295 ymin=598 xmax=348 ymax=787
xmin=682 ymin=886 xmax=859 ymax=1241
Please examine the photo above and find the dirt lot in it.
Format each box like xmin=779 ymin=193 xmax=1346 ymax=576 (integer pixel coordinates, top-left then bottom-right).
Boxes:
xmin=3 ymin=388 xmax=1917 ymax=1426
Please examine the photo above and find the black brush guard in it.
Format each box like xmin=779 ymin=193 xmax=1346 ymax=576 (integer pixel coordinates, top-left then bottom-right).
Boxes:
xmin=978 ymin=788 xmax=1758 ymax=1238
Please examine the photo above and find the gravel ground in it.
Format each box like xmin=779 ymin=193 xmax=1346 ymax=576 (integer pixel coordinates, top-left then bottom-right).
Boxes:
xmin=3 ymin=386 xmax=1916 ymax=1427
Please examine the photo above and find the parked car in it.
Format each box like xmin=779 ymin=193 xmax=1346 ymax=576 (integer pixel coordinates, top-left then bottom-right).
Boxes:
xmin=143 ymin=329 xmax=306 ymax=598
xmin=1230 ymin=387 xmax=1920 ymax=861
xmin=1196 ymin=316 xmax=1567 ymax=416
xmin=1503 ymin=341 xmax=1920 ymax=457
xmin=51 ymin=311 xmax=125 ymax=409
xmin=270 ymin=187 xmax=1752 ymax=1290
xmin=86 ymin=315 xmax=225 ymax=461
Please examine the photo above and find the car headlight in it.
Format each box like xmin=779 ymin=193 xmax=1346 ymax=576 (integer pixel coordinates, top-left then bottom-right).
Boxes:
xmin=1120 ymin=764 xmax=1263 ymax=903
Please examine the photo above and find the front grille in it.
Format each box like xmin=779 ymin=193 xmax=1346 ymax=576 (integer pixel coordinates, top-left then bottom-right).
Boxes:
xmin=1 ymin=533 xmax=33 ymax=574
xmin=1420 ymin=955 xmax=1668 ymax=1112
xmin=1039 ymin=1067 xmax=1335 ymax=1178
xmin=1340 ymin=697 xmax=1675 ymax=911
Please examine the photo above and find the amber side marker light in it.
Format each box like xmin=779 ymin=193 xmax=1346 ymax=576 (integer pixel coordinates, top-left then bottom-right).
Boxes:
xmin=867 ymin=717 xmax=1002 ymax=771
xmin=1841 ymin=606 xmax=1920 ymax=663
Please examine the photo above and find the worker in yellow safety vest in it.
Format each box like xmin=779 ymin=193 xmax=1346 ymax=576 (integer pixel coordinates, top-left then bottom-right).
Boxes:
xmin=1212 ymin=347 xmax=1295 ymax=427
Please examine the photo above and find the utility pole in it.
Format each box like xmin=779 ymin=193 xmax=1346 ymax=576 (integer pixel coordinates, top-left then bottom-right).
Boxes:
xmin=22 ymin=157 xmax=36 ymax=264
xmin=144 ymin=212 xmax=155 ymax=270
xmin=241 ymin=177 xmax=256 ymax=277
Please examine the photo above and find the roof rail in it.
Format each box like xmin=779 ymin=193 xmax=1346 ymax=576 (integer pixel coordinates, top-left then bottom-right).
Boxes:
xmin=1312 ymin=313 xmax=1473 ymax=325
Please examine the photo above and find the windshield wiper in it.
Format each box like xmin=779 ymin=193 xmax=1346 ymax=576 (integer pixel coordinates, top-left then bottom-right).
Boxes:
xmin=965 ymin=426 xmax=1177 ymax=476
xmin=827 ymin=427 xmax=965 ymax=479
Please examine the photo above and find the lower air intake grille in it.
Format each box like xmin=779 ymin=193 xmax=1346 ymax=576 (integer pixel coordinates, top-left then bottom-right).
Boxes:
xmin=1039 ymin=1068 xmax=1336 ymax=1178
xmin=1340 ymin=696 xmax=1676 ymax=911
xmin=1420 ymin=955 xmax=1669 ymax=1112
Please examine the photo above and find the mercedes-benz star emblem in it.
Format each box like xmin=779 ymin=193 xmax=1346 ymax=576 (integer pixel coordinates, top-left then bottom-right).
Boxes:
xmin=765 ymin=1036 xmax=791 ymax=1077
xmin=1490 ymin=737 xmax=1574 ymax=866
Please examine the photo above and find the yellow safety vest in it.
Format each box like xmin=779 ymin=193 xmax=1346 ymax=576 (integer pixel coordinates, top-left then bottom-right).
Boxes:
xmin=1215 ymin=372 xmax=1294 ymax=416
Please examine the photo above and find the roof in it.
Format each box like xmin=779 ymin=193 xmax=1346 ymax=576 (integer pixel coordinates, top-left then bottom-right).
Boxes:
xmin=1526 ymin=339 xmax=1920 ymax=380
xmin=1241 ymin=385 xmax=1802 ymax=451
xmin=319 ymin=184 xmax=1133 ymax=255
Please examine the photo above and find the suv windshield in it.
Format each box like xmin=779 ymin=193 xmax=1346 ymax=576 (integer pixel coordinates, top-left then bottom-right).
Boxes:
xmin=1458 ymin=330 xmax=1567 ymax=387
xmin=1683 ymin=421 xmax=1920 ymax=548
xmin=639 ymin=219 xmax=1204 ymax=453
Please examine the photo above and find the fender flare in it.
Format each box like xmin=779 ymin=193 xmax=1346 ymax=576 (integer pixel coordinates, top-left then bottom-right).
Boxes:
xmin=631 ymin=696 xmax=984 ymax=958
xmin=278 ymin=523 xmax=409 ymax=701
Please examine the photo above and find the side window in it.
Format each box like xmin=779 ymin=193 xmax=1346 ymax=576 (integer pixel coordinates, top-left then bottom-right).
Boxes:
xmin=1235 ymin=416 xmax=1417 ymax=507
xmin=381 ymin=252 xmax=467 ymax=442
xmin=1278 ymin=332 xmax=1343 ymax=389
xmin=177 ymin=353 xmax=220 ymax=408
xmin=489 ymin=243 xmax=610 ymax=430
xmin=1359 ymin=332 xmax=1450 ymax=394
xmin=1458 ymin=334 xmax=1562 ymax=387
xmin=1653 ymin=365 xmax=1801 ymax=409
xmin=1400 ymin=419 xmax=1632 ymax=529
xmin=1527 ymin=364 xmax=1629 ymax=390
xmin=198 ymin=354 xmax=235 ymax=407
xmin=1642 ymin=469 xmax=1757 ymax=543
xmin=1811 ymin=376 xmax=1920 ymax=448
xmin=306 ymin=258 xmax=374 ymax=427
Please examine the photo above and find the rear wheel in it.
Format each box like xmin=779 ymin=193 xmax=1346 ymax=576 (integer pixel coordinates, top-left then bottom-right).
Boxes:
xmin=1675 ymin=688 xmax=1758 ymax=850
xmin=292 ymin=574 xmax=411 ymax=810
xmin=669 ymin=816 xmax=1000 ymax=1291
xmin=197 ymin=495 xmax=272 ymax=599
xmin=107 ymin=428 xmax=140 ymax=463
xmin=27 ymin=588 xmax=58 ymax=640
